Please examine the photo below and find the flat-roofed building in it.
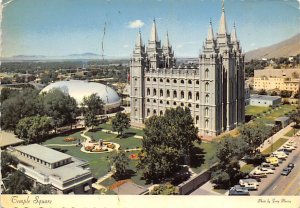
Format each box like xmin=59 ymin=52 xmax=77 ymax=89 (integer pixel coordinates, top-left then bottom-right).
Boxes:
xmin=253 ymin=68 xmax=300 ymax=93
xmin=13 ymin=144 xmax=93 ymax=194
xmin=250 ymin=94 xmax=281 ymax=107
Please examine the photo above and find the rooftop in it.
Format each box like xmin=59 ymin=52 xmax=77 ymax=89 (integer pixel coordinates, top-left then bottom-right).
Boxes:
xmin=0 ymin=131 xmax=24 ymax=148
xmin=15 ymin=144 xmax=71 ymax=164
xmin=275 ymin=116 xmax=290 ymax=122
xmin=250 ymin=94 xmax=281 ymax=101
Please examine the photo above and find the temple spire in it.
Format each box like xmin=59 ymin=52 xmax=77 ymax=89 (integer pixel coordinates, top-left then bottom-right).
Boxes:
xmin=164 ymin=31 xmax=170 ymax=47
xmin=207 ymin=18 xmax=214 ymax=41
xmin=218 ymin=0 xmax=228 ymax=34
xmin=231 ymin=22 xmax=237 ymax=42
xmin=135 ymin=29 xmax=143 ymax=47
xmin=150 ymin=19 xmax=159 ymax=42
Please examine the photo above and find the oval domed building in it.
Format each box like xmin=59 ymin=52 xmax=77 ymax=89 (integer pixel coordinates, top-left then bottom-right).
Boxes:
xmin=41 ymin=80 xmax=121 ymax=113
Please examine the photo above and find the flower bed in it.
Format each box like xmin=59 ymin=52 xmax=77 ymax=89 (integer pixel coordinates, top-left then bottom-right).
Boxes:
xmin=85 ymin=145 xmax=94 ymax=151
xmin=129 ymin=153 xmax=138 ymax=160
xmin=64 ymin=137 xmax=77 ymax=142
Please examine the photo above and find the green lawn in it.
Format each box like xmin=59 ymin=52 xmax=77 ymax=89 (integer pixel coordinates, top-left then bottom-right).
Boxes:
xmin=261 ymin=138 xmax=289 ymax=155
xmin=191 ymin=141 xmax=218 ymax=174
xmin=98 ymin=123 xmax=144 ymax=137
xmin=285 ymin=128 xmax=300 ymax=137
xmin=240 ymin=164 xmax=255 ymax=173
xmin=42 ymin=130 xmax=85 ymax=145
xmin=86 ymin=130 xmax=143 ymax=150
xmin=246 ymin=106 xmax=269 ymax=116
xmin=250 ymin=105 xmax=297 ymax=125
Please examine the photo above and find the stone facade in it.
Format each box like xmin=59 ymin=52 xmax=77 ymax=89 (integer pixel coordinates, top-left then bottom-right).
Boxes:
xmin=130 ymin=2 xmax=245 ymax=136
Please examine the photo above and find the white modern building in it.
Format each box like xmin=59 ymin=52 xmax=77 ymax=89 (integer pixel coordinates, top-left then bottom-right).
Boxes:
xmin=250 ymin=94 xmax=281 ymax=107
xmin=13 ymin=144 xmax=94 ymax=194
xmin=41 ymin=80 xmax=121 ymax=113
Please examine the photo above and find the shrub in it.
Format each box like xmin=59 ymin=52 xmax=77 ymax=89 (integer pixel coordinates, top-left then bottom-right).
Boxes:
xmin=64 ymin=137 xmax=77 ymax=142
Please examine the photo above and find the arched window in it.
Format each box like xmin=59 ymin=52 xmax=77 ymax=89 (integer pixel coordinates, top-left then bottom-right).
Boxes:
xmin=205 ymin=69 xmax=209 ymax=79
xmin=196 ymin=104 xmax=199 ymax=108
xmin=135 ymin=88 xmax=137 ymax=95
xmin=196 ymin=92 xmax=199 ymax=100
xmin=153 ymin=89 xmax=157 ymax=96
xmin=147 ymin=78 xmax=150 ymax=82
xmin=153 ymin=99 xmax=157 ymax=103
xmin=196 ymin=116 xmax=199 ymax=124
xmin=173 ymin=90 xmax=177 ymax=98
xmin=167 ymin=79 xmax=170 ymax=83
xmin=166 ymin=101 xmax=170 ymax=105
xmin=188 ymin=92 xmax=192 ymax=100
xmin=153 ymin=78 xmax=156 ymax=82
xmin=181 ymin=103 xmax=184 ymax=107
xmin=153 ymin=110 xmax=157 ymax=115
xmin=188 ymin=80 xmax=192 ymax=84
xmin=173 ymin=102 xmax=177 ymax=106
xmin=160 ymin=89 xmax=163 ymax=97
xmin=188 ymin=103 xmax=192 ymax=107
xmin=173 ymin=79 xmax=177 ymax=84
xmin=205 ymin=107 xmax=209 ymax=117
xmin=205 ymin=82 xmax=209 ymax=91
xmin=160 ymin=100 xmax=163 ymax=104
xmin=147 ymin=88 xmax=150 ymax=95
xmin=181 ymin=91 xmax=184 ymax=99
xmin=160 ymin=111 xmax=163 ymax=116
xmin=160 ymin=78 xmax=163 ymax=82
xmin=205 ymin=94 xmax=209 ymax=103
xmin=196 ymin=80 xmax=200 ymax=85
xmin=147 ymin=109 xmax=150 ymax=116
xmin=181 ymin=80 xmax=184 ymax=84
xmin=147 ymin=99 xmax=150 ymax=102
xmin=205 ymin=119 xmax=209 ymax=129
xmin=166 ymin=90 xmax=170 ymax=97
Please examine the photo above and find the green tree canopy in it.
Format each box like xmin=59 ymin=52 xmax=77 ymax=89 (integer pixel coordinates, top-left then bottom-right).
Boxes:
xmin=137 ymin=107 xmax=199 ymax=183
xmin=111 ymin=112 xmax=130 ymax=137
xmin=150 ymin=183 xmax=179 ymax=195
xmin=1 ymin=152 xmax=19 ymax=178
xmin=31 ymin=184 xmax=53 ymax=194
xmin=109 ymin=150 xmax=130 ymax=180
xmin=81 ymin=93 xmax=104 ymax=129
xmin=3 ymin=170 xmax=33 ymax=194
xmin=15 ymin=115 xmax=53 ymax=144
xmin=42 ymin=88 xmax=78 ymax=130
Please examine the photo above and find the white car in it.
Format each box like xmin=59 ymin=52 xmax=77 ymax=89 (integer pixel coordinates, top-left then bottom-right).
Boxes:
xmin=271 ymin=152 xmax=288 ymax=159
xmin=239 ymin=179 xmax=259 ymax=190
xmin=283 ymin=145 xmax=296 ymax=150
xmin=258 ymin=167 xmax=274 ymax=174
xmin=252 ymin=167 xmax=273 ymax=175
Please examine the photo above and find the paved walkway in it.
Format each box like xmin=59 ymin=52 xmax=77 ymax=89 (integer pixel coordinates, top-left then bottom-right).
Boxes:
xmin=258 ymin=122 xmax=294 ymax=152
xmin=100 ymin=129 xmax=143 ymax=139
xmin=44 ymin=144 xmax=77 ymax=147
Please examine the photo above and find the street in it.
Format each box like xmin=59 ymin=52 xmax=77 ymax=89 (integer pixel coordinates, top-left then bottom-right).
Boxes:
xmin=251 ymin=136 xmax=300 ymax=196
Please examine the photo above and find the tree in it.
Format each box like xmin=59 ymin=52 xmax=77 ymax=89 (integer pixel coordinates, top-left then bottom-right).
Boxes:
xmin=150 ymin=183 xmax=179 ymax=195
xmin=0 ymin=87 xmax=18 ymax=102
xmin=280 ymin=90 xmax=292 ymax=98
xmin=15 ymin=115 xmax=53 ymax=144
xmin=258 ymin=89 xmax=267 ymax=95
xmin=1 ymin=88 xmax=43 ymax=130
xmin=111 ymin=112 xmax=130 ymax=137
xmin=291 ymin=110 xmax=300 ymax=127
xmin=110 ymin=151 xmax=130 ymax=180
xmin=239 ymin=121 xmax=272 ymax=156
xmin=210 ymin=136 xmax=245 ymax=189
xmin=81 ymin=93 xmax=104 ymax=129
xmin=3 ymin=170 xmax=33 ymax=194
xmin=137 ymin=107 xmax=199 ymax=183
xmin=42 ymin=89 xmax=78 ymax=131
xmin=31 ymin=184 xmax=53 ymax=194
xmin=1 ymin=152 xmax=19 ymax=178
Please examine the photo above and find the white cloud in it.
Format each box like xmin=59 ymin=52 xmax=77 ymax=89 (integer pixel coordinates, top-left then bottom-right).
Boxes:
xmin=123 ymin=44 xmax=129 ymax=48
xmin=128 ymin=20 xmax=144 ymax=29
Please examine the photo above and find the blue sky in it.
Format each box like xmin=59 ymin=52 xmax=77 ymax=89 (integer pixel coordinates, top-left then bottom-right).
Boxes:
xmin=2 ymin=0 xmax=299 ymax=58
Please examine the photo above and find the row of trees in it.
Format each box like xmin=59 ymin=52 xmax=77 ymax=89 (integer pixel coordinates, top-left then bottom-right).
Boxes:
xmin=1 ymin=87 xmax=106 ymax=143
xmin=257 ymin=89 xmax=295 ymax=98
xmin=211 ymin=121 xmax=273 ymax=188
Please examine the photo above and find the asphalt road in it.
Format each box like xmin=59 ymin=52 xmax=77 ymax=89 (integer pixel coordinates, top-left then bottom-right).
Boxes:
xmin=251 ymin=136 xmax=300 ymax=196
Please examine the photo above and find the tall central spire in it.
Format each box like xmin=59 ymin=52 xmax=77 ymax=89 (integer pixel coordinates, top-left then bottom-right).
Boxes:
xmin=218 ymin=0 xmax=228 ymax=35
xmin=135 ymin=29 xmax=143 ymax=47
xmin=150 ymin=19 xmax=159 ymax=42
xmin=207 ymin=19 xmax=214 ymax=41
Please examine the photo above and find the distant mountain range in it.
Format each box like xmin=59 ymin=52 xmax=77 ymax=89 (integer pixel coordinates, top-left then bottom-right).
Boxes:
xmin=1 ymin=53 xmax=128 ymax=61
xmin=245 ymin=34 xmax=300 ymax=61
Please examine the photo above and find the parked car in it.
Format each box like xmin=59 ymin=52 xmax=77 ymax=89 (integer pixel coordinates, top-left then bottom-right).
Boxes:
xmin=239 ymin=179 xmax=258 ymax=190
xmin=260 ymin=162 xmax=276 ymax=170
xmin=258 ymin=167 xmax=274 ymax=174
xmin=265 ymin=157 xmax=279 ymax=166
xmin=229 ymin=186 xmax=250 ymax=196
xmin=277 ymin=148 xmax=292 ymax=153
xmin=281 ymin=167 xmax=292 ymax=176
xmin=245 ymin=175 xmax=262 ymax=182
xmin=271 ymin=152 xmax=288 ymax=159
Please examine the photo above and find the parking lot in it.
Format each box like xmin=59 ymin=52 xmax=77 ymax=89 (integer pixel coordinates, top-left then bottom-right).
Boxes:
xmin=248 ymin=136 xmax=300 ymax=196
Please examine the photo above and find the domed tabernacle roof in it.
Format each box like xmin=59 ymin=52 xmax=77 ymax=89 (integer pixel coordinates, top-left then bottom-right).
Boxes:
xmin=41 ymin=80 xmax=121 ymax=107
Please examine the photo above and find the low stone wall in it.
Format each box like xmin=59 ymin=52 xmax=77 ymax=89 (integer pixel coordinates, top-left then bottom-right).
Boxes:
xmin=178 ymin=163 xmax=218 ymax=195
